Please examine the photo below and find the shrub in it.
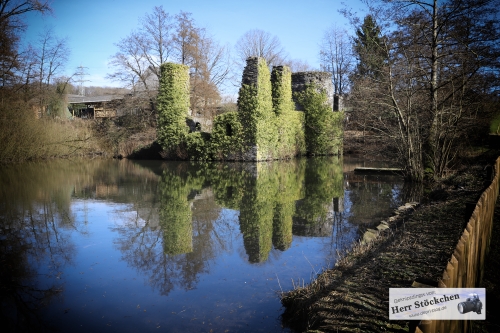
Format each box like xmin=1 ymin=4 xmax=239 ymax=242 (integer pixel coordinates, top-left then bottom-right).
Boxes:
xmin=210 ymin=112 xmax=244 ymax=160
xmin=0 ymin=99 xmax=94 ymax=164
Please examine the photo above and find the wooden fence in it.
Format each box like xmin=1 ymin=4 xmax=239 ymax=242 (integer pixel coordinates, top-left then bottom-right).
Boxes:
xmin=416 ymin=157 xmax=500 ymax=333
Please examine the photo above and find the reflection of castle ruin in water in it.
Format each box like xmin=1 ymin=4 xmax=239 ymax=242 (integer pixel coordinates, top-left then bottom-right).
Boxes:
xmin=70 ymin=158 xmax=345 ymax=264
xmin=156 ymin=158 xmax=344 ymax=262
xmin=0 ymin=157 xmax=406 ymax=331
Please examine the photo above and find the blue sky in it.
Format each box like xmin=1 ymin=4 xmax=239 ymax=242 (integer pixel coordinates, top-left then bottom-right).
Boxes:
xmin=23 ymin=0 xmax=365 ymax=93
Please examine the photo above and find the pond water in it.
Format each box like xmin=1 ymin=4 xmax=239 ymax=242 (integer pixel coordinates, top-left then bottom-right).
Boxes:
xmin=0 ymin=157 xmax=412 ymax=332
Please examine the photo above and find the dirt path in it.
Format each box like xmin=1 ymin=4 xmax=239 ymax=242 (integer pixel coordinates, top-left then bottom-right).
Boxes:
xmin=281 ymin=152 xmax=498 ymax=333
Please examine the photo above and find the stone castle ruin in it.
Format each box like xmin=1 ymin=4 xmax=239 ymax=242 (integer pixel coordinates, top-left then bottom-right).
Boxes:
xmin=241 ymin=57 xmax=337 ymax=112
xmin=230 ymin=57 xmax=343 ymax=160
xmin=156 ymin=58 xmax=343 ymax=161
xmin=291 ymin=71 xmax=334 ymax=111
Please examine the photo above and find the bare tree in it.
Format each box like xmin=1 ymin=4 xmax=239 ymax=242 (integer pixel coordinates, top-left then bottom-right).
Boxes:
xmin=107 ymin=6 xmax=174 ymax=116
xmin=189 ymin=30 xmax=231 ymax=123
xmin=108 ymin=8 xmax=231 ymax=123
xmin=34 ymin=28 xmax=69 ymax=87
xmin=16 ymin=27 xmax=70 ymax=116
xmin=108 ymin=6 xmax=173 ymax=89
xmin=348 ymin=0 xmax=500 ymax=181
xmin=319 ymin=24 xmax=354 ymax=95
xmin=0 ymin=0 xmax=52 ymax=87
xmin=139 ymin=6 xmax=174 ymax=80
xmin=285 ymin=58 xmax=313 ymax=72
xmin=234 ymin=29 xmax=287 ymax=69
xmin=109 ymin=32 xmax=155 ymax=90
xmin=172 ymin=11 xmax=200 ymax=66
xmin=0 ymin=0 xmax=51 ymax=33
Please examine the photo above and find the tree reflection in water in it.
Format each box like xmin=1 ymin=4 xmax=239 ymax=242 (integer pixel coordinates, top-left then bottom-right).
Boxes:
xmin=111 ymin=163 xmax=222 ymax=295
xmin=0 ymin=156 xmax=413 ymax=332
xmin=0 ymin=162 xmax=83 ymax=332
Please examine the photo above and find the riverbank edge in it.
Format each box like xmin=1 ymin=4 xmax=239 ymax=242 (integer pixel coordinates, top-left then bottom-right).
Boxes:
xmin=281 ymin=150 xmax=500 ymax=333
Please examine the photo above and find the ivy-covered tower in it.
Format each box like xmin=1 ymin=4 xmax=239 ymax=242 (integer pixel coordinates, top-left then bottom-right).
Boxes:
xmin=156 ymin=62 xmax=190 ymax=158
xmin=236 ymin=57 xmax=278 ymax=160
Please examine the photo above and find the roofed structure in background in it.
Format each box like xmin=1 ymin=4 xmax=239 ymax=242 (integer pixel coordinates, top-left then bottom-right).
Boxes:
xmin=67 ymin=94 xmax=125 ymax=119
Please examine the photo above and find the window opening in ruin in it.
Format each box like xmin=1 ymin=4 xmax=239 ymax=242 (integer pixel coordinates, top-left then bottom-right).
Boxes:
xmin=225 ymin=123 xmax=233 ymax=136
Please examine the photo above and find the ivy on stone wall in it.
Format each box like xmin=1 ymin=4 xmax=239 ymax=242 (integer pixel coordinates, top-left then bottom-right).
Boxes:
xmin=185 ymin=132 xmax=211 ymax=160
xmin=277 ymin=111 xmax=307 ymax=158
xmin=157 ymin=63 xmax=190 ymax=158
xmin=156 ymin=57 xmax=342 ymax=161
xmin=295 ymin=85 xmax=343 ymax=156
xmin=209 ymin=112 xmax=244 ymax=160
xmin=255 ymin=59 xmax=279 ymax=159
xmin=237 ymin=58 xmax=278 ymax=160
xmin=271 ymin=66 xmax=294 ymax=117
xmin=271 ymin=66 xmax=306 ymax=158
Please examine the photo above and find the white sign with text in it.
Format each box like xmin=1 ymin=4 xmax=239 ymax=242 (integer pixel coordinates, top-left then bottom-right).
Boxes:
xmin=389 ymin=288 xmax=485 ymax=320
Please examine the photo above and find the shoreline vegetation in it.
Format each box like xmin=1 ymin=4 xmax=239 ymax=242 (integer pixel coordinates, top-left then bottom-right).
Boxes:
xmin=0 ymin=102 xmax=160 ymax=164
xmin=280 ymin=148 xmax=500 ymax=333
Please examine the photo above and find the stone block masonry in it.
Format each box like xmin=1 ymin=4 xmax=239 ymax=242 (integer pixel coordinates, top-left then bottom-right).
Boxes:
xmin=291 ymin=71 xmax=334 ymax=111
xmin=241 ymin=57 xmax=260 ymax=87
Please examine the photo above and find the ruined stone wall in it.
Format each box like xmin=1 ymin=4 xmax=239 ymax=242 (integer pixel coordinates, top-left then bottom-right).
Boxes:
xmin=210 ymin=57 xmax=341 ymax=161
xmin=333 ymin=95 xmax=343 ymax=111
xmin=291 ymin=71 xmax=334 ymax=111
xmin=237 ymin=56 xmax=276 ymax=161
xmin=240 ymin=57 xmax=260 ymax=87
xmin=271 ymin=65 xmax=306 ymax=157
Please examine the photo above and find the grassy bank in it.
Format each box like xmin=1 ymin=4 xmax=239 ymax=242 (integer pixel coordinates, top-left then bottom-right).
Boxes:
xmin=281 ymin=149 xmax=500 ymax=333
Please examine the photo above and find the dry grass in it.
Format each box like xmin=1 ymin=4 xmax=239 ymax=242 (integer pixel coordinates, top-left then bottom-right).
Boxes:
xmin=0 ymin=105 xmax=100 ymax=164
xmin=0 ymin=97 xmax=160 ymax=164
xmin=91 ymin=116 xmax=157 ymax=158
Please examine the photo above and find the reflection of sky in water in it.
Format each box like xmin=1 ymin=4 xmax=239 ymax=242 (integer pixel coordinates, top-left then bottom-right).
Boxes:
xmin=42 ymin=202 xmax=348 ymax=332
xmin=0 ymin=158 xmax=406 ymax=333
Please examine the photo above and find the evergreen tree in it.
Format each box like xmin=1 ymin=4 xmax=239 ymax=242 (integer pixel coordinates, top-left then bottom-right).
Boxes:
xmin=353 ymin=15 xmax=386 ymax=79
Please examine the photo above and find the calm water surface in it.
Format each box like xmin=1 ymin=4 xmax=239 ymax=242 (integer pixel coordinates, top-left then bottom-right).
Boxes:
xmin=0 ymin=157 xmax=411 ymax=332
